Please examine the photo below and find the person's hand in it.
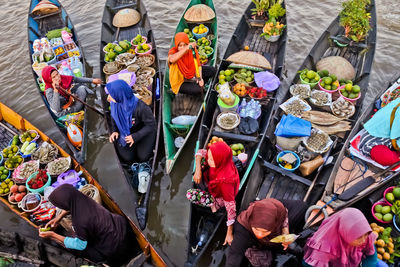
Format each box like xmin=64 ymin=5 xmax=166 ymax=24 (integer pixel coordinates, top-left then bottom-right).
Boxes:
xmin=193 ymin=170 xmax=202 ymax=184
xmin=188 ymin=42 xmax=197 ymax=50
xmin=125 ymin=135 xmax=134 ymax=147
xmin=45 ymin=218 xmax=60 ymax=229
xmin=38 ymin=230 xmax=55 ymax=239
xmin=92 ymin=78 xmax=102 ymax=85
xmin=109 ymin=132 xmax=119 ymax=143
xmin=52 ymin=81 xmax=59 ymax=93
xmin=197 ymin=78 xmax=204 ymax=87
xmin=282 ymin=241 xmax=293 ymax=250
xmin=223 ymin=232 xmax=234 ymax=246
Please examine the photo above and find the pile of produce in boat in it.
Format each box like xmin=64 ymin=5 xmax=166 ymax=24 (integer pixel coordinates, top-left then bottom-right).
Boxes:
xmin=0 ymin=178 xmax=14 ymax=196
xmin=9 ymin=185 xmax=27 ymax=203
xmin=104 ymin=40 xmax=133 ymax=62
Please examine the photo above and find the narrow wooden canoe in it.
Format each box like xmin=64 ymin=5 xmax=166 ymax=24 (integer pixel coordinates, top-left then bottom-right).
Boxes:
xmin=185 ymin=2 xmax=287 ymax=265
xmin=305 ymin=75 xmax=400 ymax=226
xmin=162 ymin=0 xmax=218 ymax=174
xmin=99 ymin=0 xmax=162 ymax=230
xmin=0 ymin=101 xmax=166 ymax=266
xmin=240 ymin=0 xmax=377 ymax=213
xmin=27 ymin=0 xmax=88 ymax=164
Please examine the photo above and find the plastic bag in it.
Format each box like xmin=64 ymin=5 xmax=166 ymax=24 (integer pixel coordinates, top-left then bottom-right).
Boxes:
xmin=275 ymin=114 xmax=311 ymax=137
xmin=52 ymin=170 xmax=83 ymax=188
xmin=107 ymin=69 xmax=136 ymax=87
xmin=218 ymin=83 xmax=235 ymax=106
xmin=56 ymin=111 xmax=84 ymax=129
xmin=254 ymin=71 xmax=280 ymax=92
xmin=171 ymin=115 xmax=197 ymax=125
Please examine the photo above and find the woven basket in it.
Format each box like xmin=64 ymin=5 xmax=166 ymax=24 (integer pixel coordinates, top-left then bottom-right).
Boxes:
xmin=103 ymin=61 xmax=123 ymax=75
xmin=135 ymin=54 xmax=155 ymax=68
xmin=137 ymin=67 xmax=156 ymax=78
xmin=133 ymin=85 xmax=153 ymax=106
xmin=79 ymin=184 xmax=101 ymax=204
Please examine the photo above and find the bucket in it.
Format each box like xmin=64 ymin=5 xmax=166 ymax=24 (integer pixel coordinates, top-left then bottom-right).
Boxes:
xmin=217 ymin=94 xmax=240 ymax=112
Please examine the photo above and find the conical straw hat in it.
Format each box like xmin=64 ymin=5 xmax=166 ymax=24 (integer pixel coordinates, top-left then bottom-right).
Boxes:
xmin=32 ymin=0 xmax=59 ymax=16
xmin=316 ymin=56 xmax=356 ymax=81
xmin=226 ymin=51 xmax=272 ymax=70
xmin=113 ymin=8 xmax=141 ymax=28
xmin=184 ymin=4 xmax=215 ymax=23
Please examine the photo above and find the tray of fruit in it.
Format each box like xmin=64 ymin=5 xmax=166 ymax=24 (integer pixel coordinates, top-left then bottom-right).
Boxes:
xmin=20 ymin=130 xmax=39 ymax=143
xmin=234 ymin=69 xmax=254 ymax=85
xmin=67 ymin=48 xmax=81 ymax=58
xmin=339 ymin=80 xmax=361 ymax=102
xmin=207 ymin=136 xmax=224 ymax=148
xmin=0 ymin=178 xmax=14 ymax=196
xmin=20 ymin=141 xmax=37 ymax=158
xmin=233 ymin=83 xmax=248 ymax=97
xmin=199 ymin=46 xmax=213 ymax=58
xmin=2 ymin=145 xmax=19 ymax=158
xmin=5 ymin=155 xmax=24 ymax=170
xmin=218 ymin=69 xmax=235 ymax=85
xmin=135 ymin=43 xmax=152 ymax=55
xmin=192 ymin=24 xmax=209 ymax=39
xmin=370 ymin=223 xmax=398 ymax=263
xmin=230 ymin=143 xmax=245 ymax=156
xmin=131 ymin=34 xmax=147 ymax=47
xmin=26 ymin=170 xmax=51 ymax=193
xmin=248 ymin=87 xmax=268 ymax=99
xmin=8 ymin=185 xmax=27 ymax=204
xmin=299 ymin=69 xmax=320 ymax=88
xmin=9 ymin=135 xmax=20 ymax=146
xmin=0 ymin=166 xmax=10 ymax=182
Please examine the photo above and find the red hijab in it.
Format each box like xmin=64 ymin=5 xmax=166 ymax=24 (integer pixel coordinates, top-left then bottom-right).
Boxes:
xmin=168 ymin=32 xmax=200 ymax=79
xmin=41 ymin=65 xmax=73 ymax=99
xmin=237 ymin=198 xmax=287 ymax=246
xmin=204 ymin=141 xmax=239 ymax=201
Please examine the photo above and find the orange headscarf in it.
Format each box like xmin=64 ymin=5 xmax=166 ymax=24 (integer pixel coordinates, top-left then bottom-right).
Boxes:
xmin=168 ymin=32 xmax=200 ymax=79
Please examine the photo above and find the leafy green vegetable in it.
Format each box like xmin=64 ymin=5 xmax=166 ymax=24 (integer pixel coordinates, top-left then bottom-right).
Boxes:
xmin=268 ymin=3 xmax=286 ymax=20
xmin=339 ymin=0 xmax=371 ymax=42
xmin=46 ymin=27 xmax=71 ymax=40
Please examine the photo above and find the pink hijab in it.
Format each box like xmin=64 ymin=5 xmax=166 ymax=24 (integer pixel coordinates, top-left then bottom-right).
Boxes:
xmin=303 ymin=208 xmax=376 ymax=267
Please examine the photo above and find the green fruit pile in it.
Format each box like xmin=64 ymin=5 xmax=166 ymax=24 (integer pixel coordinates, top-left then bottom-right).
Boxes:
xmin=0 ymin=166 xmax=9 ymax=181
xmin=20 ymin=131 xmax=37 ymax=143
xmin=136 ymin=43 xmax=150 ymax=54
xmin=131 ymin=34 xmax=145 ymax=46
xmin=2 ymin=145 xmax=19 ymax=158
xmin=299 ymin=69 xmax=320 ymax=86
xmin=218 ymin=69 xmax=235 ymax=85
xmin=230 ymin=143 xmax=245 ymax=156
xmin=339 ymin=80 xmax=360 ymax=99
xmin=199 ymin=45 xmax=213 ymax=57
xmin=103 ymin=40 xmax=131 ymax=62
xmin=4 ymin=155 xmax=23 ymax=170
xmin=0 ymin=178 xmax=14 ymax=195
xmin=10 ymin=135 xmax=19 ymax=146
xmin=183 ymin=28 xmax=194 ymax=40
xmin=317 ymin=69 xmax=339 ymax=91
xmin=233 ymin=69 xmax=254 ymax=85
xmin=374 ymin=203 xmax=393 ymax=222
xmin=197 ymin=37 xmax=210 ymax=47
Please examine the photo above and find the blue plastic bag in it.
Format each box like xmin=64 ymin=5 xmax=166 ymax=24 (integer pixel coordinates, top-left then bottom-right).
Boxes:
xmin=275 ymin=114 xmax=311 ymax=137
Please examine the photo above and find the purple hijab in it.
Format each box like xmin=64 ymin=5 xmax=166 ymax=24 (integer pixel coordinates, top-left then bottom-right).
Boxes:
xmin=303 ymin=208 xmax=376 ymax=267
xmin=106 ymin=80 xmax=138 ymax=146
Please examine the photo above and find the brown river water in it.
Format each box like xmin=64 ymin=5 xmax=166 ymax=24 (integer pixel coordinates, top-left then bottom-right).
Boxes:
xmin=0 ymin=0 xmax=399 ymax=266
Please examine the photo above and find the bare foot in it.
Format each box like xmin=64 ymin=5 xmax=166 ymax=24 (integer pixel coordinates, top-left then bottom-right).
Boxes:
xmin=210 ymin=205 xmax=217 ymax=213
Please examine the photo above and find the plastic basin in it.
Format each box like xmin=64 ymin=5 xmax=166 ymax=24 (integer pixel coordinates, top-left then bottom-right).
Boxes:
xmin=26 ymin=171 xmax=51 ymax=194
xmin=217 ymin=94 xmax=240 ymax=112
xmin=192 ymin=26 xmax=209 ymax=39
xmin=276 ymin=151 xmax=300 ymax=172
xmin=371 ymin=201 xmax=392 ymax=224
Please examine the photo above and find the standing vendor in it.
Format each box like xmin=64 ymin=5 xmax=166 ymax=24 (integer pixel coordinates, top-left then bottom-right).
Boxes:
xmin=41 ymin=66 xmax=102 ymax=117
xmin=107 ymin=79 xmax=156 ymax=164
xmin=38 ymin=184 xmax=139 ymax=265
xmin=168 ymin=32 xmax=216 ymax=95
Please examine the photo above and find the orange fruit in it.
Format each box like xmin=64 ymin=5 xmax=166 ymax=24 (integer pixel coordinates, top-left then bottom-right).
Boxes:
xmin=377 ymin=247 xmax=385 ymax=254
xmin=376 ymin=239 xmax=385 ymax=247
xmin=244 ymin=46 xmax=249 ymax=51
xmin=377 ymin=253 xmax=382 ymax=260
xmin=388 ymin=247 xmax=394 ymax=254
xmin=372 ymin=231 xmax=379 ymax=237
xmin=383 ymin=252 xmax=390 ymax=260
xmin=388 ymin=242 xmax=394 ymax=249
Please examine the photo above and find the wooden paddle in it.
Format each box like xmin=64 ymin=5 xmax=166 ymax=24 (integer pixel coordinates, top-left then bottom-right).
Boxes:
xmin=189 ymin=45 xmax=205 ymax=111
xmin=55 ymin=85 xmax=104 ymax=116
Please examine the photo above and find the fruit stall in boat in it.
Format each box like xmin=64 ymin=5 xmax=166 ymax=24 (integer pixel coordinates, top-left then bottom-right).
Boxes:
xmin=185 ymin=0 xmax=287 ymax=265
xmin=0 ymin=101 xmax=166 ymax=266
xmin=99 ymin=0 xmax=162 ymax=230
xmin=28 ymin=0 xmax=89 ymax=163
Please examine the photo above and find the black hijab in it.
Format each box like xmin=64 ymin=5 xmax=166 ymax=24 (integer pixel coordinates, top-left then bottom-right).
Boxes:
xmin=49 ymin=184 xmax=129 ymax=260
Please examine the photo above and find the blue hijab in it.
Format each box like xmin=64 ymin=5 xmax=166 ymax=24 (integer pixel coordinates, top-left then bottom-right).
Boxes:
xmin=106 ymin=80 xmax=138 ymax=146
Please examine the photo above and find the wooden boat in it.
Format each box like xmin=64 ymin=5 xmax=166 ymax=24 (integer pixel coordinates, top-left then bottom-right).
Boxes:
xmin=240 ymin=0 xmax=377 ymax=213
xmin=28 ymin=0 xmax=88 ymax=164
xmin=0 ymin=101 xmax=166 ymax=266
xmin=99 ymin=0 xmax=162 ymax=230
xmin=162 ymin=0 xmax=218 ymax=174
xmin=305 ymin=75 xmax=400 ymax=226
xmin=185 ymin=2 xmax=287 ymax=266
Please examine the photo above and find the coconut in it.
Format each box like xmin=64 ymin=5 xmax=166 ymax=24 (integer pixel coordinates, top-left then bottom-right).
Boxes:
xmin=316 ymin=56 xmax=356 ymax=81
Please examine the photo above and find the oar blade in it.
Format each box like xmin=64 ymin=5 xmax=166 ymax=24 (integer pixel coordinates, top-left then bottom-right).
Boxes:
xmin=136 ymin=206 xmax=147 ymax=230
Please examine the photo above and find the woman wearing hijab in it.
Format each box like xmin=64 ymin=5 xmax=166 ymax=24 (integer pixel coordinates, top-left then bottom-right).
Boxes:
xmin=107 ymin=79 xmax=156 ymax=164
xmin=168 ymin=32 xmax=216 ymax=95
xmin=226 ymin=198 xmax=308 ymax=267
xmin=41 ymin=65 xmax=102 ymax=117
xmin=303 ymin=208 xmax=382 ymax=267
xmin=38 ymin=184 xmax=139 ymax=265
xmin=190 ymin=141 xmax=240 ymax=246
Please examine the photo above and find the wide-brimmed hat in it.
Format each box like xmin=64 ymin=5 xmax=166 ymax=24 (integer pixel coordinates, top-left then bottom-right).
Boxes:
xmin=113 ymin=8 xmax=141 ymax=28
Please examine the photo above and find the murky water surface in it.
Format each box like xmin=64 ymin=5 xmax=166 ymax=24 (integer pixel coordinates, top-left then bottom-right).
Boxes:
xmin=0 ymin=0 xmax=399 ymax=265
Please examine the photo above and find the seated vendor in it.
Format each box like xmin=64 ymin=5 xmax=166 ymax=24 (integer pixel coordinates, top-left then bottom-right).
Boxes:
xmin=107 ymin=79 xmax=156 ymax=164
xmin=226 ymin=198 xmax=307 ymax=267
xmin=303 ymin=208 xmax=386 ymax=267
xmin=39 ymin=184 xmax=139 ymax=265
xmin=168 ymin=32 xmax=216 ymax=95
xmin=41 ymin=66 xmax=102 ymax=117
